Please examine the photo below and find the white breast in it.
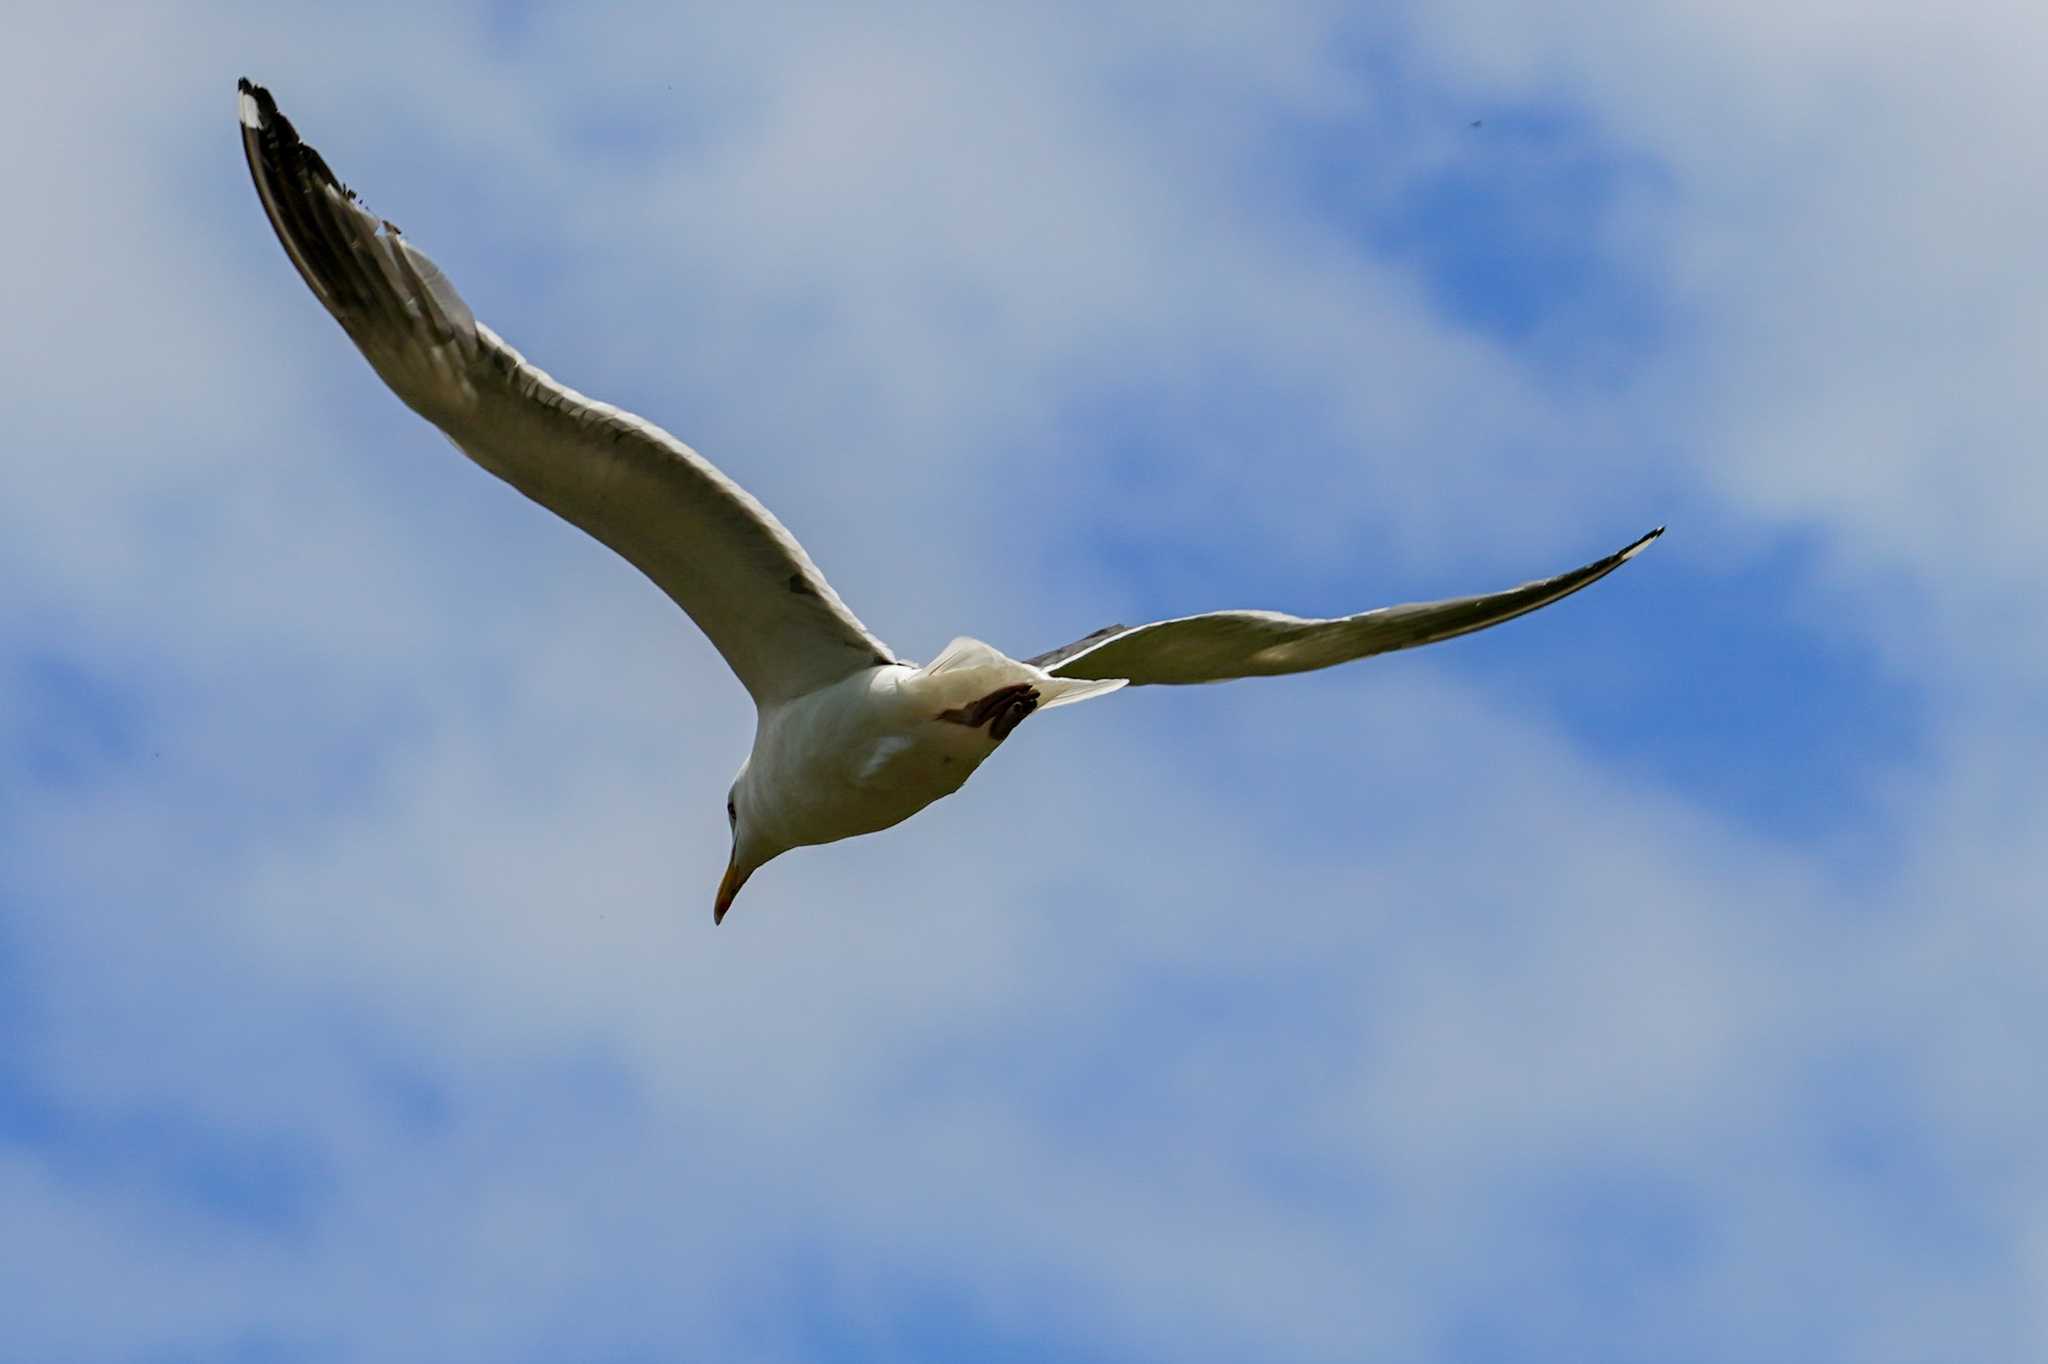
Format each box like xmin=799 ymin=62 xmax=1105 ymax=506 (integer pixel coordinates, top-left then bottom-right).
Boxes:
xmin=748 ymin=666 xmax=999 ymax=851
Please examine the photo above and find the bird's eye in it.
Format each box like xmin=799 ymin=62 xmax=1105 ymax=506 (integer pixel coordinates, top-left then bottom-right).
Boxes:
xmin=726 ymin=798 xmax=737 ymax=827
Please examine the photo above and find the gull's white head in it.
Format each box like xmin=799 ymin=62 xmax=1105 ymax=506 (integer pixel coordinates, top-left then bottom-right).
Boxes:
xmin=714 ymin=762 xmax=784 ymax=925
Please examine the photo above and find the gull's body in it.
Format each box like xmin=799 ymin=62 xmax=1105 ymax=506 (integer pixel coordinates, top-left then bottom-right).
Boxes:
xmin=738 ymin=641 xmax=1121 ymax=876
xmin=236 ymin=79 xmax=1660 ymax=923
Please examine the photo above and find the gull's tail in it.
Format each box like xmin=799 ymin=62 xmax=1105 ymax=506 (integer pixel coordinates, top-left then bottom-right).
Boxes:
xmin=923 ymin=636 xmax=1126 ymax=711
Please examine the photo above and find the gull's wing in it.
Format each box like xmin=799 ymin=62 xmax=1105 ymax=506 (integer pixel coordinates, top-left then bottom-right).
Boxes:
xmin=1029 ymin=527 xmax=1661 ymax=685
xmin=237 ymin=79 xmax=895 ymax=706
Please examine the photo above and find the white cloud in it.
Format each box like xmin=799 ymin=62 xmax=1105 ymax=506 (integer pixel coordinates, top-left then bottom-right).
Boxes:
xmin=1399 ymin=0 xmax=2048 ymax=653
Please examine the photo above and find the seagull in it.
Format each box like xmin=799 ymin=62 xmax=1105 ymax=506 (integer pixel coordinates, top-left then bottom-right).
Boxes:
xmin=236 ymin=78 xmax=1661 ymax=924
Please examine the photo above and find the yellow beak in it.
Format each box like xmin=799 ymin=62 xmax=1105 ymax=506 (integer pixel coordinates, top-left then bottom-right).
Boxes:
xmin=714 ymin=852 xmax=751 ymax=925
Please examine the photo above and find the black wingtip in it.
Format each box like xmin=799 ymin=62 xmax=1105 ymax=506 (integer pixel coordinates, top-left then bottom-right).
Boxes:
xmin=1619 ymin=525 xmax=1664 ymax=562
xmin=236 ymin=77 xmax=272 ymax=131
xmin=237 ymin=80 xmax=354 ymax=207
xmin=236 ymin=80 xmax=309 ymax=166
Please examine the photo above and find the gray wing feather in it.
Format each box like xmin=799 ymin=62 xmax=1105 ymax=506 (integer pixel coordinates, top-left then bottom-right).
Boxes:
xmin=1037 ymin=528 xmax=1662 ymax=685
xmin=1022 ymin=624 xmax=1130 ymax=671
xmin=238 ymin=79 xmax=895 ymax=706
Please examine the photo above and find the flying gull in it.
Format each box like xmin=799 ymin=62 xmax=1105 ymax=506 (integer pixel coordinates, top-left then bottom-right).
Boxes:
xmin=235 ymin=78 xmax=1661 ymax=924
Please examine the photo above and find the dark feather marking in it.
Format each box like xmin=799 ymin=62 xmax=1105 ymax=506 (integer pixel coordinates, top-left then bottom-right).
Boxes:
xmin=988 ymin=689 xmax=1038 ymax=741
xmin=787 ymin=573 xmax=819 ymax=597
xmin=937 ymin=683 xmax=1039 ymax=741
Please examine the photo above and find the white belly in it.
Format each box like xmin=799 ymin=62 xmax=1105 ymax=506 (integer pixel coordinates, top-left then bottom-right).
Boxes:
xmin=740 ymin=640 xmax=1125 ymax=857
xmin=750 ymin=666 xmax=1002 ymax=849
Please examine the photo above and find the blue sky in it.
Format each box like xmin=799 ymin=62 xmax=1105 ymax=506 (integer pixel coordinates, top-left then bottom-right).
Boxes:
xmin=5 ymin=2 xmax=2045 ymax=1360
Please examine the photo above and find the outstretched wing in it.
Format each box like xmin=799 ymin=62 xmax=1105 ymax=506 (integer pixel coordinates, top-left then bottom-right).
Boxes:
xmin=1029 ymin=527 xmax=1661 ymax=685
xmin=237 ymin=79 xmax=896 ymax=706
